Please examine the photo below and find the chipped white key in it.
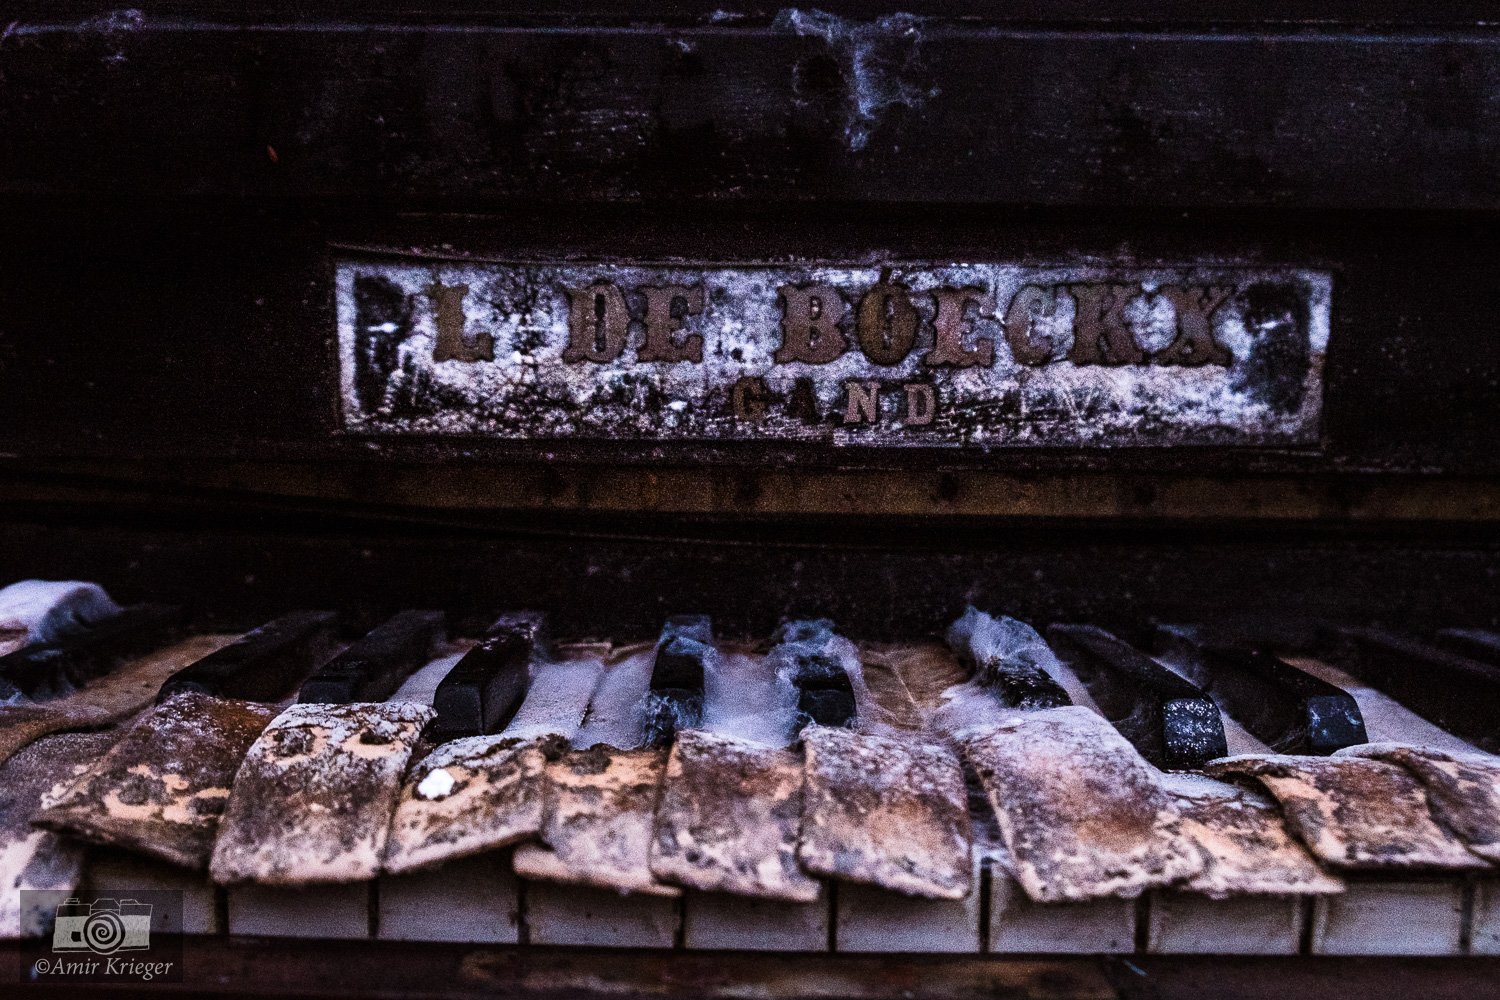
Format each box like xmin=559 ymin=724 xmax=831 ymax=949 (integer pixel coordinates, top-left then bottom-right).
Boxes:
xmin=683 ymin=890 xmax=828 ymax=952
xmin=1147 ymin=893 xmax=1306 ymax=955
xmin=989 ymin=860 xmax=1135 ymax=954
xmin=84 ymin=850 xmax=221 ymax=936
xmin=1471 ymin=879 xmax=1500 ymax=955
xmin=525 ymin=883 xmax=680 ymax=948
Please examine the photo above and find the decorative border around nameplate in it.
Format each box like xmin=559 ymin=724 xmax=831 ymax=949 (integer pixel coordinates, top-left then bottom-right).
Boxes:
xmin=335 ymin=259 xmax=1329 ymax=449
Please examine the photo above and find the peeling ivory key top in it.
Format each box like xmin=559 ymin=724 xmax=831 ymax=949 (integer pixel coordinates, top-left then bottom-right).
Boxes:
xmin=0 ymin=731 xmax=119 ymax=939
xmin=383 ymin=653 xmax=604 ymax=874
xmin=36 ymin=691 xmax=278 ymax=869
xmin=650 ymin=729 xmax=819 ymax=902
xmin=210 ymin=701 xmax=434 ymax=885
xmin=959 ymin=705 xmax=1203 ymax=903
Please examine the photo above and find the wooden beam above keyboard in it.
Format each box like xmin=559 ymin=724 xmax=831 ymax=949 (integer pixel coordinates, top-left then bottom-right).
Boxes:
xmin=158 ymin=610 xmax=338 ymax=703
xmin=1046 ymin=625 xmax=1227 ymax=769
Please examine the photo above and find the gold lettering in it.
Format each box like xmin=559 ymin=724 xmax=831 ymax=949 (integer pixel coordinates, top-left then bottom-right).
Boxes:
xmin=903 ymin=382 xmax=937 ymax=425
xmin=637 ymin=285 xmax=706 ymax=363
xmin=562 ymin=283 xmax=630 ymax=364
xmin=427 ymin=281 xmax=494 ymax=363
xmin=775 ymin=284 xmax=849 ymax=365
xmin=842 ymin=380 xmax=880 ymax=424
xmin=1066 ymin=283 xmax=1145 ymax=366
xmin=926 ymin=286 xmax=996 ymax=367
xmin=1154 ymin=285 xmax=1234 ymax=366
xmin=855 ymin=281 xmax=919 ymax=366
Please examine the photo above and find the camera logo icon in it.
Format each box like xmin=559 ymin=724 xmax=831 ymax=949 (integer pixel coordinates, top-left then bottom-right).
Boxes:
xmin=51 ymin=898 xmax=153 ymax=955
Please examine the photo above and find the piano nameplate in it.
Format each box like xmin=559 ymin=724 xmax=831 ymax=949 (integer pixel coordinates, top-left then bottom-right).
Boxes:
xmin=336 ymin=259 xmax=1330 ymax=448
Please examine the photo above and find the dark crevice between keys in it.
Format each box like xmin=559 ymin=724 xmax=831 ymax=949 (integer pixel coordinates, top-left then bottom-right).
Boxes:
xmin=773 ymin=619 xmax=859 ymax=735
xmin=643 ymin=614 xmax=711 ymax=747
xmin=428 ymin=611 xmax=544 ymax=742
xmin=1435 ymin=628 xmax=1500 ymax=667
xmin=947 ymin=607 xmax=1071 ymax=710
xmin=157 ymin=609 xmax=339 ymax=703
xmin=1154 ymin=624 xmax=1366 ymax=755
xmin=1046 ymin=624 xmax=1227 ymax=770
xmin=298 ymin=609 xmax=446 ymax=704
xmin=0 ymin=603 xmax=184 ymax=702
xmin=1329 ymin=626 xmax=1500 ymax=753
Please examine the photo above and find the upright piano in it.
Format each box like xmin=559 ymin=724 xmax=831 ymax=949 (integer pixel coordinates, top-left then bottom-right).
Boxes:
xmin=1 ymin=2 xmax=1498 ymax=997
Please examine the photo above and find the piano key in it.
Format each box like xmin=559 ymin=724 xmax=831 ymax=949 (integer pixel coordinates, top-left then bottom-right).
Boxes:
xmin=1202 ymin=754 xmax=1487 ymax=872
xmin=835 ymin=852 xmax=983 ymax=953
xmin=1472 ymin=880 xmax=1500 ymax=955
xmin=298 ymin=610 xmax=446 ymax=704
xmin=158 ymin=610 xmax=339 ymax=703
xmin=1434 ymin=627 xmax=1500 ymax=665
xmin=228 ymin=883 xmax=372 ymax=940
xmin=1146 ymin=893 xmax=1307 ymax=955
xmin=643 ymin=615 xmax=712 ymax=746
xmin=0 ymin=731 xmax=118 ymax=939
xmin=1284 ymin=654 xmax=1477 ymax=755
xmin=377 ymin=853 xmax=519 ymax=943
xmin=515 ymin=745 xmax=678 ymax=897
xmin=989 ymin=862 xmax=1136 ymax=954
xmin=0 ymin=579 xmax=121 ymax=657
xmin=798 ymin=725 xmax=972 ymax=900
xmin=1332 ymin=627 xmax=1500 ymax=752
xmin=1310 ymin=880 xmax=1467 ymax=956
xmin=36 ymin=690 xmax=279 ymax=869
xmin=955 ymin=704 xmax=1202 ymax=903
xmin=0 ymin=603 xmax=185 ymax=702
xmin=651 ymin=728 xmax=819 ymax=902
xmin=1153 ymin=625 xmax=1367 ymax=755
xmin=524 ymin=882 xmax=681 ymax=949
xmin=210 ymin=701 xmax=434 ymax=885
xmin=384 ymin=649 xmax=602 ymax=873
xmin=683 ymin=890 xmax=829 ymax=952
xmin=1045 ymin=624 xmax=1228 ymax=769
xmin=774 ymin=620 xmax=858 ymax=729
xmin=1337 ymin=744 xmax=1500 ymax=863
xmin=947 ymin=606 xmax=1071 ymax=710
xmin=428 ymin=613 xmax=542 ymax=742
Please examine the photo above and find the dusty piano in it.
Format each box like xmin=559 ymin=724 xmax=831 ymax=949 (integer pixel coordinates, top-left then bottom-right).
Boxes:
xmin=2 ymin=0 xmax=1500 ymax=997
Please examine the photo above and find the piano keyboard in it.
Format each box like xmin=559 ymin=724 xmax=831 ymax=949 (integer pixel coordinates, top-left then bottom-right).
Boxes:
xmin=3 ymin=581 xmax=1500 ymax=957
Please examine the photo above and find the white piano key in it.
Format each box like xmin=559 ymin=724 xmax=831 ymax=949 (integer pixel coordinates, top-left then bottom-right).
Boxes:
xmin=1310 ymin=879 xmax=1466 ymax=956
xmin=835 ymin=854 xmax=983 ymax=953
xmin=1146 ymin=893 xmax=1303 ymax=955
xmin=682 ymin=891 xmax=829 ymax=952
xmin=83 ymin=851 xmax=221 ymax=935
xmin=378 ymin=853 xmax=518 ymax=943
xmin=1470 ymin=878 xmax=1500 ymax=955
xmin=525 ymin=883 xmax=680 ymax=948
xmin=988 ymin=873 xmax=1135 ymax=954
xmin=227 ymin=882 xmax=371 ymax=939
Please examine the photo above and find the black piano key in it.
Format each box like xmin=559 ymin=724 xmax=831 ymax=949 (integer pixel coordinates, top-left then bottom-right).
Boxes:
xmin=1434 ymin=628 xmax=1500 ymax=666
xmin=0 ymin=604 xmax=185 ymax=701
xmin=157 ymin=610 xmax=339 ymax=703
xmin=947 ymin=609 xmax=1071 ymax=710
xmin=1046 ymin=624 xmax=1228 ymax=770
xmin=1334 ymin=627 xmax=1500 ymax=751
xmin=774 ymin=619 xmax=859 ymax=730
xmin=1154 ymin=625 xmax=1367 ymax=755
xmin=644 ymin=615 xmax=712 ymax=745
xmin=428 ymin=612 xmax=541 ymax=741
xmin=297 ymin=610 xmax=446 ymax=705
